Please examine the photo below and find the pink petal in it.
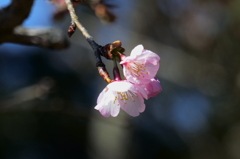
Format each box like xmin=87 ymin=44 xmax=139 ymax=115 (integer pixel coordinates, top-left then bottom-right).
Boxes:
xmin=95 ymin=85 xmax=121 ymax=117
xmin=97 ymin=87 xmax=108 ymax=104
xmin=95 ymin=92 xmax=120 ymax=117
xmin=139 ymin=49 xmax=160 ymax=65
xmin=120 ymin=55 xmax=136 ymax=65
xmin=130 ymin=44 xmax=144 ymax=57
xmin=95 ymin=103 xmax=120 ymax=117
xmin=144 ymin=78 xmax=162 ymax=98
xmin=134 ymin=84 xmax=148 ymax=99
xmin=108 ymin=80 xmax=132 ymax=92
xmin=122 ymin=62 xmax=159 ymax=84
xmin=143 ymin=62 xmax=159 ymax=78
xmin=119 ymin=93 xmax=145 ymax=117
xmin=120 ymin=45 xmax=143 ymax=65
xmin=122 ymin=66 xmax=139 ymax=84
xmin=109 ymin=103 xmax=121 ymax=117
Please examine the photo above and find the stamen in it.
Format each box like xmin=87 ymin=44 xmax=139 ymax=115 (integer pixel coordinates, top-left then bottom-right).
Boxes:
xmin=114 ymin=90 xmax=139 ymax=105
xmin=127 ymin=61 xmax=148 ymax=78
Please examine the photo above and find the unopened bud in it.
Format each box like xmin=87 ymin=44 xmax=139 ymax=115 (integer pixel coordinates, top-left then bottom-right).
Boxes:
xmin=68 ymin=22 xmax=76 ymax=38
xmin=112 ymin=41 xmax=122 ymax=48
xmin=100 ymin=40 xmax=125 ymax=60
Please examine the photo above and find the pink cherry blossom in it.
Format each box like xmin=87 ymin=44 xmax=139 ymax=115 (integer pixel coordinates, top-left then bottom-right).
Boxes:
xmin=141 ymin=78 xmax=162 ymax=99
xmin=120 ymin=45 xmax=160 ymax=84
xmin=95 ymin=80 xmax=146 ymax=117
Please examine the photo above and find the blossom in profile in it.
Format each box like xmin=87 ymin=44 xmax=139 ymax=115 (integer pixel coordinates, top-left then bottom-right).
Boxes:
xmin=120 ymin=45 xmax=160 ymax=84
xmin=95 ymin=80 xmax=146 ymax=117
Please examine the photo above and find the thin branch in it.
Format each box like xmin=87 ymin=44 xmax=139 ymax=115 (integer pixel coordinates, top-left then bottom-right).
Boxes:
xmin=64 ymin=0 xmax=99 ymax=50
xmin=65 ymin=0 xmax=112 ymax=83
xmin=65 ymin=0 xmax=91 ymax=39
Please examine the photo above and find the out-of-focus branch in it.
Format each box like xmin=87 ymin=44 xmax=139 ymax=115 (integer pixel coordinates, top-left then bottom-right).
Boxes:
xmin=90 ymin=0 xmax=116 ymax=23
xmin=0 ymin=0 xmax=34 ymax=31
xmin=0 ymin=26 xmax=69 ymax=49
xmin=0 ymin=0 xmax=69 ymax=49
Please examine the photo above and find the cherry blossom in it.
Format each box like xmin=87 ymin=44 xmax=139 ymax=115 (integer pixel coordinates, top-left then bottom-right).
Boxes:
xmin=120 ymin=45 xmax=160 ymax=84
xmin=95 ymin=80 xmax=147 ymax=117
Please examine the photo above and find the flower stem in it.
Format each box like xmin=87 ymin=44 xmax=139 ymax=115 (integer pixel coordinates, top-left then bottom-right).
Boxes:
xmin=113 ymin=59 xmax=122 ymax=81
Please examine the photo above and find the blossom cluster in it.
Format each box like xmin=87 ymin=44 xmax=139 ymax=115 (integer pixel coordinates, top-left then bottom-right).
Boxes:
xmin=95 ymin=45 xmax=162 ymax=117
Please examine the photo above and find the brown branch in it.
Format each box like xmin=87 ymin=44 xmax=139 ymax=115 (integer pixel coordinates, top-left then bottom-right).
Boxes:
xmin=0 ymin=26 xmax=69 ymax=50
xmin=0 ymin=0 xmax=34 ymax=31
xmin=0 ymin=0 xmax=69 ymax=49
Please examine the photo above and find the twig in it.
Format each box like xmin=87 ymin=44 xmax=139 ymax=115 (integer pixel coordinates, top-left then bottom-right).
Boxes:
xmin=65 ymin=0 xmax=112 ymax=83
xmin=65 ymin=0 xmax=98 ymax=49
xmin=65 ymin=0 xmax=91 ymax=39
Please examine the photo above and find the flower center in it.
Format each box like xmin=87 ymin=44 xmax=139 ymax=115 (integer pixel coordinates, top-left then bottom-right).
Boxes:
xmin=113 ymin=91 xmax=139 ymax=105
xmin=127 ymin=62 xmax=148 ymax=78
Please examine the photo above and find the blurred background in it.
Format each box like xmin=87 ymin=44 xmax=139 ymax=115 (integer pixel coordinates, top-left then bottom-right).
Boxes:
xmin=1 ymin=0 xmax=240 ymax=159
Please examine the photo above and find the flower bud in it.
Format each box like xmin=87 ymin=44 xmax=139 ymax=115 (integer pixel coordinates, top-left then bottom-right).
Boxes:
xmin=68 ymin=22 xmax=76 ymax=38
